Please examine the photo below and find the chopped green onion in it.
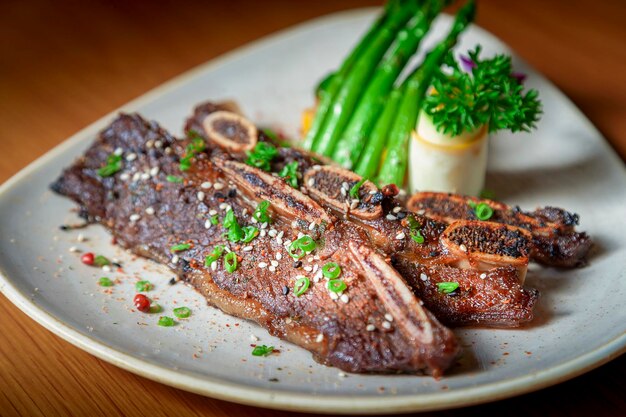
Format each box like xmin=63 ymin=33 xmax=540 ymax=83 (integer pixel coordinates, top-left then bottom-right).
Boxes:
xmin=158 ymin=316 xmax=176 ymax=327
xmin=173 ymin=306 xmax=192 ymax=318
xmin=97 ymin=154 xmax=123 ymax=177
xmin=210 ymin=215 xmax=219 ymax=225
xmin=135 ymin=280 xmax=153 ymax=292
xmin=205 ymin=245 xmax=225 ymax=266
xmin=245 ymin=142 xmax=278 ymax=171
xmin=322 ymin=262 xmax=341 ymax=279
xmin=293 ymin=276 xmax=310 ymax=297
xmin=437 ymin=282 xmax=460 ymax=294
xmin=166 ymin=175 xmax=183 ymax=183
xmin=94 ymin=255 xmax=111 ymax=267
xmin=469 ymin=201 xmax=494 ymax=221
xmin=224 ymin=252 xmax=238 ymax=273
xmin=179 ymin=131 xmax=206 ymax=172
xmin=242 ymin=226 xmax=260 ymax=243
xmin=407 ymin=215 xmax=425 ymax=244
xmin=98 ymin=277 xmax=113 ymax=287
xmin=251 ymin=345 xmax=274 ymax=356
xmin=149 ymin=304 xmax=162 ymax=314
xmin=279 ymin=161 xmax=299 ymax=188
xmin=288 ymin=235 xmax=316 ymax=259
xmin=327 ymin=279 xmax=347 ymax=293
xmin=349 ymin=177 xmax=368 ymax=200
xmin=179 ymin=156 xmax=192 ymax=172
xmin=253 ymin=200 xmax=271 ymax=223
xmin=222 ymin=209 xmax=236 ymax=228
xmin=170 ymin=243 xmax=192 ymax=252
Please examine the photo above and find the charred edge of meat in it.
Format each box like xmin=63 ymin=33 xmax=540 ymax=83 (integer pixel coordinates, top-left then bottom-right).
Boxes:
xmin=202 ymin=111 xmax=258 ymax=153
xmin=348 ymin=241 xmax=459 ymax=377
xmin=215 ymin=159 xmax=333 ymax=227
xmin=303 ymin=165 xmax=383 ymax=220
xmin=441 ymin=221 xmax=531 ymax=283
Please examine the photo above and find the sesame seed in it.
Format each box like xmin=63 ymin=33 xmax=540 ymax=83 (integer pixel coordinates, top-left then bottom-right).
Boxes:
xmin=249 ymin=334 xmax=259 ymax=342
xmin=340 ymin=188 xmax=347 ymax=196
xmin=197 ymin=191 xmax=205 ymax=201
xmin=140 ymin=172 xmax=150 ymax=180
xmin=304 ymin=266 xmax=313 ymax=272
xmin=268 ymin=229 xmax=277 ymax=238
xmin=480 ymin=273 xmax=487 ymax=279
xmin=270 ymin=260 xmax=278 ymax=267
xmin=276 ymin=253 xmax=282 ymax=261
xmin=338 ymin=372 xmax=347 ymax=378
xmin=132 ymin=172 xmax=140 ymax=182
xmin=250 ymin=217 xmax=258 ymax=224
xmin=102 ymin=265 xmax=111 ymax=272
xmin=291 ymin=220 xmax=298 ymax=228
xmin=258 ymin=262 xmax=268 ymax=268
xmin=209 ymin=210 xmax=217 ymax=216
xmin=384 ymin=313 xmax=393 ymax=322
xmin=308 ymin=222 xmax=316 ymax=231
xmin=315 ymin=333 xmax=324 ymax=343
xmin=459 ymin=244 xmax=468 ymax=252
xmin=350 ymin=199 xmax=359 ymax=209
xmin=172 ymin=255 xmax=180 ymax=264
xmin=144 ymin=207 xmax=155 ymax=215
xmin=154 ymin=140 xmax=163 ymax=148
xmin=129 ymin=214 xmax=141 ymax=222
xmin=260 ymin=230 xmax=267 ymax=237
xmin=261 ymin=222 xmax=268 ymax=229
xmin=342 ymin=182 xmax=349 ymax=190
xmin=417 ymin=209 xmax=425 ymax=215
xmin=312 ymin=264 xmax=319 ymax=273
xmin=276 ymin=237 xmax=283 ymax=245
xmin=283 ymin=239 xmax=291 ymax=247
xmin=307 ymin=178 xmax=315 ymax=187
xmin=219 ymin=203 xmax=230 ymax=211
xmin=386 ymin=214 xmax=397 ymax=221
xmin=164 ymin=147 xmax=172 ymax=155
xmin=68 ymin=246 xmax=79 ymax=253
xmin=210 ymin=261 xmax=217 ymax=271
xmin=150 ymin=166 xmax=160 ymax=177
xmin=285 ymin=317 xmax=292 ymax=324
xmin=242 ymin=208 xmax=248 ymax=216
xmin=114 ymin=147 xmax=123 ymax=156
xmin=382 ymin=321 xmax=392 ymax=330
xmin=145 ymin=140 xmax=154 ymax=148
xmin=213 ymin=182 xmax=224 ymax=190
xmin=242 ymin=246 xmax=253 ymax=252
xmin=392 ymin=206 xmax=402 ymax=213
xmin=420 ymin=273 xmax=428 ymax=281
xmin=277 ymin=231 xmax=284 ymax=239
xmin=120 ymin=173 xmax=130 ymax=181
xmin=269 ymin=265 xmax=276 ymax=273
xmin=77 ymin=233 xmax=86 ymax=242
xmin=313 ymin=165 xmax=322 ymax=171
xmin=297 ymin=232 xmax=304 ymax=239
xmin=329 ymin=292 xmax=339 ymax=300
xmin=340 ymin=294 xmax=350 ymax=303
xmin=395 ymin=232 xmax=405 ymax=240
xmin=201 ymin=181 xmax=212 ymax=189
xmin=204 ymin=219 xmax=212 ymax=229
xmin=366 ymin=324 xmax=375 ymax=331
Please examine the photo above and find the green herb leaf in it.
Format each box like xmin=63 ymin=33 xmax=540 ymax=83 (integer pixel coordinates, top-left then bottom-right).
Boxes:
xmin=210 ymin=215 xmax=219 ymax=225
xmin=349 ymin=177 xmax=368 ymax=200
xmin=407 ymin=215 xmax=425 ymax=244
xmin=437 ymin=282 xmax=460 ymax=294
xmin=97 ymin=154 xmax=123 ymax=177
xmin=253 ymin=200 xmax=271 ymax=224
xmin=94 ymin=255 xmax=110 ymax=267
xmin=245 ymin=142 xmax=278 ymax=172
xmin=158 ymin=316 xmax=176 ymax=327
xmin=424 ymin=46 xmax=542 ymax=136
xmin=135 ymin=280 xmax=153 ymax=292
xmin=242 ymin=226 xmax=259 ymax=243
xmin=98 ymin=277 xmax=113 ymax=287
xmin=278 ymin=161 xmax=299 ymax=188
xmin=170 ymin=243 xmax=192 ymax=252
xmin=251 ymin=345 xmax=274 ymax=357
xmin=205 ymin=245 xmax=225 ymax=266
xmin=173 ymin=306 xmax=192 ymax=319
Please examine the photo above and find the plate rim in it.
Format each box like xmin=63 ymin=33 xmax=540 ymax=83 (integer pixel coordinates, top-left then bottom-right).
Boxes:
xmin=1 ymin=7 xmax=625 ymax=414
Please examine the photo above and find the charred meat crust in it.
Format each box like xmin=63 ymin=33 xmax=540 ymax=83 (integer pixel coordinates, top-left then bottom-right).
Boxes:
xmin=52 ymin=112 xmax=458 ymax=376
xmin=407 ymin=192 xmax=592 ymax=268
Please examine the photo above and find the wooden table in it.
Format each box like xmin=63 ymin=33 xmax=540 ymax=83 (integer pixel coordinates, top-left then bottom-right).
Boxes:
xmin=1 ymin=1 xmax=624 ymax=415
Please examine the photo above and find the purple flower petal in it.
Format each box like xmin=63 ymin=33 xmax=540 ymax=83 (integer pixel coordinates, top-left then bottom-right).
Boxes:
xmin=512 ymin=72 xmax=527 ymax=84
xmin=460 ymin=55 xmax=476 ymax=72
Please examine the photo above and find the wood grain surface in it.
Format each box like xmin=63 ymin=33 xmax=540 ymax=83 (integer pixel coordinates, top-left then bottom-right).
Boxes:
xmin=1 ymin=1 xmax=625 ymax=416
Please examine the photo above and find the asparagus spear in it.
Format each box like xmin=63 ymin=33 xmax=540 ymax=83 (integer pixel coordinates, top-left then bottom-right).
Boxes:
xmin=354 ymin=89 xmax=403 ymax=178
xmin=301 ymin=0 xmax=400 ymax=150
xmin=310 ymin=1 xmax=421 ymax=155
xmin=377 ymin=0 xmax=476 ymax=187
xmin=332 ymin=0 xmax=444 ymax=169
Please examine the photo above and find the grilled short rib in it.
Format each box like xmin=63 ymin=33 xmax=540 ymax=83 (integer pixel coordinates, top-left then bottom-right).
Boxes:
xmin=51 ymin=113 xmax=459 ymax=376
xmin=184 ymin=102 xmax=540 ymax=327
xmin=407 ymin=192 xmax=592 ymax=268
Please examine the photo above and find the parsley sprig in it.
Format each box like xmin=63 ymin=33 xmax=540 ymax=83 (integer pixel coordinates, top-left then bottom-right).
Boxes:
xmin=423 ymin=46 xmax=542 ymax=137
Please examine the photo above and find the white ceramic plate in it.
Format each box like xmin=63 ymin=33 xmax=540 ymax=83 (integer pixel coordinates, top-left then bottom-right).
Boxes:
xmin=0 ymin=9 xmax=625 ymax=414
